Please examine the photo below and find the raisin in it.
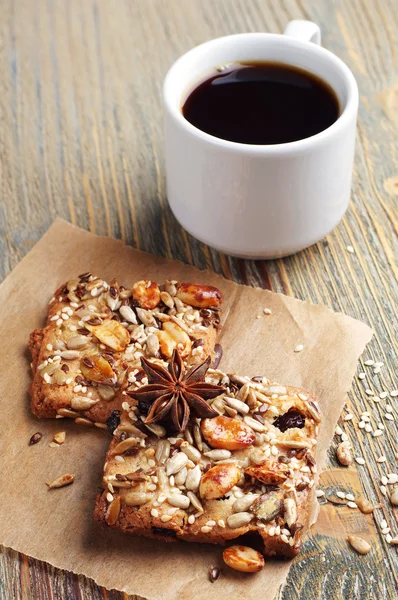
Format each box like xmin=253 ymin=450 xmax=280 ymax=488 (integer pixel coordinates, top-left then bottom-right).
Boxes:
xmin=152 ymin=527 xmax=177 ymax=537
xmin=106 ymin=410 xmax=121 ymax=434
xmin=273 ymin=409 xmax=305 ymax=432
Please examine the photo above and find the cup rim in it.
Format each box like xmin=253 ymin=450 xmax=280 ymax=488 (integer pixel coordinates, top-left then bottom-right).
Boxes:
xmin=163 ymin=32 xmax=359 ymax=154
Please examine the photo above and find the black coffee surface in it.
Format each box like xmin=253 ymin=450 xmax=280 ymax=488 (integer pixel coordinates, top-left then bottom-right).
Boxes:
xmin=182 ymin=62 xmax=340 ymax=145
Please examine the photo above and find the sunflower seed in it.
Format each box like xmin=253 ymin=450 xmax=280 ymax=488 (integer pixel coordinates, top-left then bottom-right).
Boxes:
xmin=167 ymin=494 xmax=190 ymax=509
xmin=181 ymin=443 xmax=201 ymax=462
xmin=390 ymin=487 xmax=398 ymax=506
xmin=203 ymin=449 xmax=231 ymax=462
xmin=284 ymin=497 xmax=297 ymax=526
xmin=243 ymin=415 xmax=266 ymax=432
xmin=232 ymin=494 xmax=259 ymax=513
xmin=347 ymin=535 xmax=371 ymax=554
xmin=66 ymin=335 xmax=89 ymax=350
xmin=356 ymin=497 xmax=377 ymax=514
xmin=105 ymin=496 xmax=121 ymax=525
xmin=224 ymin=396 xmax=249 ymax=414
xmin=146 ymin=333 xmax=160 ymax=356
xmin=143 ymin=421 xmax=167 ymax=437
xmin=120 ymin=304 xmax=138 ymax=324
xmin=174 ymin=467 xmax=187 ymax=487
xmin=124 ymin=491 xmax=150 ymax=506
xmin=57 ymin=408 xmax=81 ymax=418
xmin=98 ymin=384 xmax=116 ymax=401
xmin=336 ymin=443 xmax=353 ymax=466
xmin=185 ymin=464 xmax=201 ymax=492
xmin=187 ymin=491 xmax=204 ymax=512
xmin=46 ymin=473 xmax=74 ymax=489
xmin=71 ymin=397 xmax=98 ymax=410
xmin=60 ymin=350 xmax=81 ymax=360
xmin=166 ymin=452 xmax=188 ymax=476
xmin=227 ymin=512 xmax=254 ymax=529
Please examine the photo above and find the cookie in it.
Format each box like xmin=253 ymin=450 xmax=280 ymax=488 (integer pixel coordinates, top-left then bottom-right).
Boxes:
xmin=94 ymin=351 xmax=321 ymax=558
xmin=29 ymin=274 xmax=223 ymax=427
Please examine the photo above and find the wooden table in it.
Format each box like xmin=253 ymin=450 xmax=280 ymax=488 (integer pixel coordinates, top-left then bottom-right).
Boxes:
xmin=1 ymin=1 xmax=397 ymax=598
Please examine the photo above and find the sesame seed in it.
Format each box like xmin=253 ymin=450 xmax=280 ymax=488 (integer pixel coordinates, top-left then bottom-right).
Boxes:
xmin=346 ymin=245 xmax=354 ymax=253
xmin=341 ymin=432 xmax=348 ymax=441
xmin=46 ymin=343 xmax=53 ymax=351
xmin=344 ymin=414 xmax=353 ymax=421
xmin=161 ymin=515 xmax=173 ymax=523
xmin=373 ymin=430 xmax=383 ymax=437
xmin=106 ymin=492 xmax=113 ymax=503
xmin=388 ymin=474 xmax=398 ymax=484
xmin=356 ymin=457 xmax=365 ymax=465
xmin=65 ymin=377 xmax=73 ymax=385
xmin=365 ymin=389 xmax=374 ymax=396
xmin=346 ymin=493 xmax=355 ymax=501
xmin=206 ymin=520 xmax=216 ymax=527
xmin=378 ymin=423 xmax=385 ymax=430
xmin=358 ymin=421 xmax=366 ymax=429
xmin=379 ymin=392 xmax=388 ymax=399
xmin=337 ymin=491 xmax=346 ymax=499
xmin=157 ymin=495 xmax=166 ymax=503
xmin=373 ymin=396 xmax=380 ymax=403
xmin=391 ymin=390 xmax=398 ymax=397
xmin=380 ymin=519 xmax=388 ymax=529
xmin=201 ymin=526 xmax=212 ymax=533
xmin=294 ymin=344 xmax=304 ymax=353
xmin=358 ymin=373 xmax=366 ymax=380
xmin=347 ymin=502 xmax=357 ymax=509
xmin=335 ymin=426 xmax=343 ymax=435
xmin=56 ymin=319 xmax=63 ymax=326
xmin=280 ymin=534 xmax=289 ymax=543
xmin=377 ymin=456 xmax=387 ymax=463
xmin=218 ymin=519 xmax=225 ymax=528
xmin=365 ymin=424 xmax=372 ymax=433
xmin=381 ymin=476 xmax=388 ymax=485
xmin=374 ymin=362 xmax=384 ymax=368
xmin=316 ymin=490 xmax=325 ymax=498
xmin=114 ymin=455 xmax=124 ymax=463
xmin=268 ymin=527 xmax=275 ymax=536
xmin=188 ymin=515 xmax=195 ymax=524
xmin=386 ymin=534 xmax=393 ymax=544
xmin=386 ymin=405 xmax=393 ymax=412
xmin=151 ymin=508 xmax=159 ymax=518
xmin=263 ymin=308 xmax=272 ymax=315
xmin=361 ymin=415 xmax=370 ymax=422
xmin=61 ymin=313 xmax=69 ymax=321
xmin=380 ymin=485 xmax=387 ymax=496
xmin=364 ymin=360 xmax=374 ymax=366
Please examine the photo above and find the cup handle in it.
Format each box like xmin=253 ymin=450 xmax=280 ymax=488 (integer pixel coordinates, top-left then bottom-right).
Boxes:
xmin=283 ymin=20 xmax=321 ymax=45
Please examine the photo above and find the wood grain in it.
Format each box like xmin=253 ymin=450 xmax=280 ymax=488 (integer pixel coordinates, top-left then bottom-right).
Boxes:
xmin=0 ymin=0 xmax=397 ymax=598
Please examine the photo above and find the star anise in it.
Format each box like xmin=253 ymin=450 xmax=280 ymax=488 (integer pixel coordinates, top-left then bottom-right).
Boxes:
xmin=128 ymin=350 xmax=224 ymax=433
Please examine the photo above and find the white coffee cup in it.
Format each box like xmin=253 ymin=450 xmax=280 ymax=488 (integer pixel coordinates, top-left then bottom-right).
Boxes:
xmin=163 ymin=20 xmax=358 ymax=259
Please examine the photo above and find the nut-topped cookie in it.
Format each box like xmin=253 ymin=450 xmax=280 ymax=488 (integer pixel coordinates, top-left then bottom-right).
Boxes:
xmin=29 ymin=274 xmax=223 ymax=427
xmin=94 ymin=350 xmax=321 ymax=558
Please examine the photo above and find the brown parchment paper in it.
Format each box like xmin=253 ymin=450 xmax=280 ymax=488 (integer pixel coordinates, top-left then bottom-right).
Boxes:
xmin=0 ymin=220 xmax=372 ymax=600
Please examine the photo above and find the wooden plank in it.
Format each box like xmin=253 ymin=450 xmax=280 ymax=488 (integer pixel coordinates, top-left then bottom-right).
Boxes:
xmin=0 ymin=0 xmax=397 ymax=599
